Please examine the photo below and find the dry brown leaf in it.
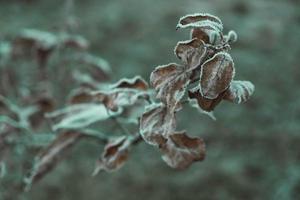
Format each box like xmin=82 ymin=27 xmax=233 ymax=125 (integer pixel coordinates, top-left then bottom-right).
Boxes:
xmin=200 ymin=52 xmax=235 ymax=99
xmin=93 ymin=136 xmax=130 ymax=175
xmin=174 ymin=38 xmax=207 ymax=70
xmin=177 ymin=13 xmax=223 ymax=45
xmin=188 ymin=87 xmax=226 ymax=112
xmin=177 ymin=13 xmax=223 ymax=30
xmin=139 ymin=103 xmax=175 ymax=146
xmin=161 ymin=131 xmax=205 ymax=169
xmin=25 ymin=131 xmax=82 ymax=189
xmin=150 ymin=63 xmax=189 ymax=111
xmin=223 ymin=80 xmax=255 ymax=104
xmin=111 ymin=76 xmax=148 ymax=91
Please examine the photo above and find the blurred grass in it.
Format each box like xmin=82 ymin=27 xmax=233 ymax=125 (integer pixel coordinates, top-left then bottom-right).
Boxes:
xmin=1 ymin=0 xmax=300 ymax=199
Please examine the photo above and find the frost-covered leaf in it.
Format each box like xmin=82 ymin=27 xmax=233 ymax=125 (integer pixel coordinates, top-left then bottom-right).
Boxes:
xmin=139 ymin=103 xmax=175 ymax=146
xmin=177 ymin=13 xmax=223 ymax=31
xmin=24 ymin=131 xmax=82 ymax=190
xmin=188 ymin=87 xmax=226 ymax=112
xmin=93 ymin=136 xmax=131 ymax=175
xmin=174 ymin=38 xmax=207 ymax=70
xmin=150 ymin=63 xmax=189 ymax=110
xmin=224 ymin=30 xmax=238 ymax=43
xmin=91 ymin=89 xmax=149 ymax=112
xmin=111 ymin=76 xmax=148 ymax=91
xmin=200 ymin=52 xmax=235 ymax=99
xmin=224 ymin=80 xmax=255 ymax=104
xmin=161 ymin=131 xmax=205 ymax=169
xmin=46 ymin=104 xmax=119 ymax=131
xmin=177 ymin=13 xmax=223 ymax=44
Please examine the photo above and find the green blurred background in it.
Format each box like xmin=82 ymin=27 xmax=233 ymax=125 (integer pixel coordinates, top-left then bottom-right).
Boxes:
xmin=1 ymin=0 xmax=300 ymax=199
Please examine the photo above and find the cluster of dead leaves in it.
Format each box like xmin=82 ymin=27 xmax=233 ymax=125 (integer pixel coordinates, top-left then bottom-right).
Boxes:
xmin=1 ymin=13 xmax=255 ymax=190
xmin=139 ymin=13 xmax=254 ymax=169
xmin=24 ymin=76 xmax=150 ymax=188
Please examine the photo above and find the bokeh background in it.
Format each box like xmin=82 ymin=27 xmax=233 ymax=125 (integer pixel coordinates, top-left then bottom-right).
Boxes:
xmin=1 ymin=0 xmax=300 ymax=199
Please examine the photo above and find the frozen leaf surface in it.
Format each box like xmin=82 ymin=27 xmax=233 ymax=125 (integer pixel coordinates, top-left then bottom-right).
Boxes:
xmin=174 ymin=38 xmax=207 ymax=70
xmin=139 ymin=103 xmax=174 ymax=146
xmin=177 ymin=13 xmax=223 ymax=44
xmin=46 ymin=104 xmax=119 ymax=131
xmin=161 ymin=131 xmax=205 ymax=169
xmin=200 ymin=52 xmax=235 ymax=99
xmin=93 ymin=136 xmax=131 ymax=175
xmin=150 ymin=63 xmax=189 ymax=111
xmin=224 ymin=80 xmax=255 ymax=104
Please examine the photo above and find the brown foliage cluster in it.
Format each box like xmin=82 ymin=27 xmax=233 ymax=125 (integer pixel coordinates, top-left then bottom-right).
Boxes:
xmin=0 ymin=13 xmax=254 ymax=191
xmin=141 ymin=13 xmax=254 ymax=169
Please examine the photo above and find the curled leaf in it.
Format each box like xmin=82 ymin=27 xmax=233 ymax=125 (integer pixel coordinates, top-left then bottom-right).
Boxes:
xmin=150 ymin=63 xmax=189 ymax=110
xmin=139 ymin=103 xmax=174 ymax=146
xmin=223 ymin=80 xmax=255 ymax=104
xmin=93 ymin=136 xmax=130 ymax=175
xmin=25 ymin=131 xmax=82 ymax=190
xmin=177 ymin=13 xmax=223 ymax=31
xmin=174 ymin=38 xmax=207 ymax=70
xmin=224 ymin=30 xmax=238 ymax=43
xmin=111 ymin=76 xmax=148 ymax=91
xmin=177 ymin=13 xmax=223 ymax=44
xmin=200 ymin=52 xmax=235 ymax=99
xmin=188 ymin=88 xmax=226 ymax=112
xmin=161 ymin=131 xmax=205 ymax=169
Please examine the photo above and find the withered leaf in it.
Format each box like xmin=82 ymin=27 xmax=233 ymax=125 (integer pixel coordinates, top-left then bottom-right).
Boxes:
xmin=93 ymin=136 xmax=130 ymax=175
xmin=91 ymin=89 xmax=149 ymax=112
xmin=177 ymin=13 xmax=223 ymax=45
xmin=200 ymin=52 xmax=235 ymax=99
xmin=223 ymin=80 xmax=255 ymax=104
xmin=161 ymin=131 xmax=205 ymax=169
xmin=25 ymin=131 xmax=82 ymax=190
xmin=188 ymin=87 xmax=226 ymax=112
xmin=174 ymin=38 xmax=207 ymax=70
xmin=46 ymin=104 xmax=120 ymax=131
xmin=177 ymin=13 xmax=223 ymax=31
xmin=111 ymin=76 xmax=148 ymax=91
xmin=150 ymin=63 xmax=189 ymax=111
xmin=139 ymin=103 xmax=174 ymax=146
